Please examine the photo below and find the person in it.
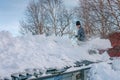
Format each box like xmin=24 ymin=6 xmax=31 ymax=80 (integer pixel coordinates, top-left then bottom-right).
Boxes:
xmin=75 ymin=21 xmax=86 ymax=41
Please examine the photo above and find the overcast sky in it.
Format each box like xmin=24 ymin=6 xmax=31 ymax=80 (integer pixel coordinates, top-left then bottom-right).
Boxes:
xmin=0 ymin=0 xmax=78 ymax=36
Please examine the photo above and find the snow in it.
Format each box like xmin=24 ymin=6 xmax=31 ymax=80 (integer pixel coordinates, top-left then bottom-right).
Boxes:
xmin=112 ymin=58 xmax=120 ymax=71
xmin=87 ymin=37 xmax=112 ymax=50
xmin=0 ymin=31 xmax=114 ymax=78
xmin=100 ymin=51 xmax=110 ymax=61
xmin=89 ymin=62 xmax=120 ymax=80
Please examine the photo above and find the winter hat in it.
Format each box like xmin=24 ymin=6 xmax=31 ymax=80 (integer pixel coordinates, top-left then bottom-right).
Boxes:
xmin=76 ymin=21 xmax=81 ymax=25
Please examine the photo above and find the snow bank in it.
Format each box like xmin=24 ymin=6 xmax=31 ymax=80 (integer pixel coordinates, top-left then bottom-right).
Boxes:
xmin=90 ymin=62 xmax=120 ymax=80
xmin=0 ymin=31 xmax=111 ymax=77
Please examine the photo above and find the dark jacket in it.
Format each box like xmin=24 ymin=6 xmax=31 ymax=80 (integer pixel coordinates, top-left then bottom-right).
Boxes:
xmin=77 ymin=27 xmax=85 ymax=41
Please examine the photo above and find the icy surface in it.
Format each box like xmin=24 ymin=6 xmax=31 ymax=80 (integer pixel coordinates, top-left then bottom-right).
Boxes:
xmin=0 ymin=31 xmax=112 ymax=77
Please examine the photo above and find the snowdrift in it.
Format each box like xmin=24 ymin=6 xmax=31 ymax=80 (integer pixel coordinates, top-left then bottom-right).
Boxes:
xmin=0 ymin=31 xmax=112 ymax=78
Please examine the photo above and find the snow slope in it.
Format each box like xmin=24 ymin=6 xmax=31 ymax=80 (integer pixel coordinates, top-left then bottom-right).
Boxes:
xmin=0 ymin=31 xmax=112 ymax=78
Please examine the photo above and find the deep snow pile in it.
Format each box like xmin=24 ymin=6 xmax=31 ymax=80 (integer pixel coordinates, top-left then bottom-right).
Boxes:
xmin=0 ymin=31 xmax=112 ymax=77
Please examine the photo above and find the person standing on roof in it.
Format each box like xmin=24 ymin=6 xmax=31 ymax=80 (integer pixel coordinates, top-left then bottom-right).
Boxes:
xmin=75 ymin=21 xmax=86 ymax=41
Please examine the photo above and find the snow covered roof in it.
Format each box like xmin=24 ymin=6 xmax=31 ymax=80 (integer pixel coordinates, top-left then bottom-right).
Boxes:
xmin=0 ymin=31 xmax=112 ymax=78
